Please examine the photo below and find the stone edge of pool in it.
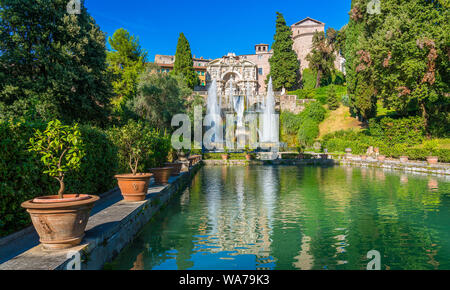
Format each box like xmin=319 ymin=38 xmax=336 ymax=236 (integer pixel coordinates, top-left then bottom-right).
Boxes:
xmin=0 ymin=163 xmax=202 ymax=270
xmin=202 ymin=158 xmax=450 ymax=175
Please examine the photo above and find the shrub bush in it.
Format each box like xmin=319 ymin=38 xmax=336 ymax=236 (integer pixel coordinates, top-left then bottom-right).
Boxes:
xmin=297 ymin=119 xmax=319 ymax=147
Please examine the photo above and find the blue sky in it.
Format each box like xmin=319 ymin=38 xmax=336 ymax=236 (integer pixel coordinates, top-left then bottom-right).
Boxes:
xmin=85 ymin=0 xmax=351 ymax=62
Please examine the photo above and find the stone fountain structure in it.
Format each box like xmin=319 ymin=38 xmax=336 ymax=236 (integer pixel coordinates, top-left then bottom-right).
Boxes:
xmin=205 ymin=53 xmax=279 ymax=152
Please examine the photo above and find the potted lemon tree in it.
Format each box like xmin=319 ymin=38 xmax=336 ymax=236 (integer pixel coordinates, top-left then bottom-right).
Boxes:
xmin=21 ymin=120 xmax=99 ymax=250
xmin=424 ymin=140 xmax=439 ymax=164
xmin=110 ymin=120 xmax=153 ymax=202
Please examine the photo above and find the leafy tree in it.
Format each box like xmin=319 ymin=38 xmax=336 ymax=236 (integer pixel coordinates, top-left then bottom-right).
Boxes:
xmin=345 ymin=0 xmax=449 ymax=132
xmin=173 ymin=33 xmax=198 ymax=89
xmin=108 ymin=119 xmax=154 ymax=175
xmin=28 ymin=120 xmax=84 ymax=198
xmin=0 ymin=0 xmax=113 ymax=125
xmin=268 ymin=12 xmax=300 ymax=90
xmin=107 ymin=28 xmax=147 ymax=115
xmin=132 ymin=70 xmax=190 ymax=130
xmin=306 ymin=28 xmax=337 ymax=88
xmin=327 ymin=85 xmax=340 ymax=110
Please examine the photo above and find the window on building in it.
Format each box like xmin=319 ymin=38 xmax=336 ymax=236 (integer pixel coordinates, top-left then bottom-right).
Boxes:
xmin=258 ymin=68 xmax=263 ymax=75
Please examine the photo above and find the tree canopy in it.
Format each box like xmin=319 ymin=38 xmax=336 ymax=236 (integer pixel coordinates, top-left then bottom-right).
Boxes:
xmin=0 ymin=0 xmax=113 ymax=126
xmin=306 ymin=28 xmax=337 ymax=88
xmin=344 ymin=0 xmax=449 ymax=134
xmin=107 ymin=28 xmax=147 ymax=115
xmin=268 ymin=12 xmax=300 ymax=91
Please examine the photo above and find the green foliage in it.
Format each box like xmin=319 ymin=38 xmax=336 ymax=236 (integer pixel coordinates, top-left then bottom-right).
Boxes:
xmin=108 ymin=120 xmax=155 ymax=175
xmin=107 ymin=28 xmax=147 ymax=116
xmin=301 ymin=101 xmax=327 ymax=123
xmin=280 ymin=102 xmax=326 ymax=146
xmin=268 ymin=12 xmax=300 ymax=90
xmin=0 ymin=0 xmax=113 ymax=125
xmin=28 ymin=120 xmax=84 ymax=198
xmin=173 ymin=33 xmax=199 ymax=89
xmin=306 ymin=29 xmax=337 ymax=88
xmin=66 ymin=125 xmax=118 ymax=196
xmin=301 ymin=69 xmax=317 ymax=89
xmin=368 ymin=116 xmax=425 ymax=145
xmin=327 ymin=85 xmax=340 ymax=110
xmin=0 ymin=119 xmax=119 ymax=237
xmin=297 ymin=118 xmax=319 ymax=147
xmin=132 ymin=71 xmax=189 ymax=131
xmin=345 ymin=0 xmax=449 ymax=131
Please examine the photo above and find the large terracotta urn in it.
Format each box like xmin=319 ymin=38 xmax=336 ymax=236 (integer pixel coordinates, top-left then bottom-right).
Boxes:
xmin=21 ymin=194 xmax=100 ymax=250
xmin=149 ymin=167 xmax=172 ymax=185
xmin=427 ymin=156 xmax=438 ymax=165
xmin=115 ymin=173 xmax=153 ymax=202
xmin=164 ymin=162 xmax=182 ymax=176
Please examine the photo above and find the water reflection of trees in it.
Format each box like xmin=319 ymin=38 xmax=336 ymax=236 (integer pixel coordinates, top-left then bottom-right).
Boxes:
xmin=112 ymin=166 xmax=450 ymax=270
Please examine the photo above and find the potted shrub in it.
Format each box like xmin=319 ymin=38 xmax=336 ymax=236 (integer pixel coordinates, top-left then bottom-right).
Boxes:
xmin=110 ymin=120 xmax=153 ymax=202
xmin=164 ymin=162 xmax=182 ymax=176
xmin=149 ymin=166 xmax=172 ymax=185
xmin=222 ymin=147 xmax=229 ymax=160
xmin=244 ymin=145 xmax=252 ymax=161
xmin=22 ymin=120 xmax=100 ymax=250
xmin=399 ymin=156 xmax=409 ymax=163
xmin=377 ymin=155 xmax=386 ymax=162
xmin=424 ymin=140 xmax=439 ymax=164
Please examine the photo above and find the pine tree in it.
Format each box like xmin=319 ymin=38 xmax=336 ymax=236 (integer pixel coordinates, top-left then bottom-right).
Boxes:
xmin=268 ymin=12 xmax=300 ymax=91
xmin=173 ymin=33 xmax=199 ymax=89
xmin=0 ymin=0 xmax=113 ymax=125
xmin=107 ymin=28 xmax=147 ymax=114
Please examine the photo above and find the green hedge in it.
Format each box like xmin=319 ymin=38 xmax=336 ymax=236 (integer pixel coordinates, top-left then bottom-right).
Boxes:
xmin=321 ymin=129 xmax=450 ymax=162
xmin=0 ymin=120 xmax=119 ymax=237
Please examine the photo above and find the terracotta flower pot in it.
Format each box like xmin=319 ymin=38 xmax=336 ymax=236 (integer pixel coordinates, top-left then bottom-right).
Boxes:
xmin=245 ymin=154 xmax=252 ymax=161
xmin=361 ymin=155 xmax=367 ymax=160
xmin=399 ymin=156 xmax=409 ymax=163
xmin=222 ymin=154 xmax=229 ymax=160
xmin=115 ymin=173 xmax=153 ymax=202
xmin=149 ymin=167 xmax=172 ymax=185
xmin=164 ymin=162 xmax=182 ymax=176
xmin=21 ymin=194 xmax=100 ymax=250
xmin=427 ymin=156 xmax=438 ymax=165
xmin=377 ymin=155 xmax=386 ymax=162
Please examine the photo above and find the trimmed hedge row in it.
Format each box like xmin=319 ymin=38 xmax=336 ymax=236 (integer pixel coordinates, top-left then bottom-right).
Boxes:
xmin=321 ymin=131 xmax=450 ymax=163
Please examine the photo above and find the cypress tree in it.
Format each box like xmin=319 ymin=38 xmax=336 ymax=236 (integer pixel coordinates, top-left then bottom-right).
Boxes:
xmin=268 ymin=12 xmax=300 ymax=91
xmin=327 ymin=85 xmax=340 ymax=110
xmin=173 ymin=33 xmax=199 ymax=89
xmin=0 ymin=0 xmax=113 ymax=125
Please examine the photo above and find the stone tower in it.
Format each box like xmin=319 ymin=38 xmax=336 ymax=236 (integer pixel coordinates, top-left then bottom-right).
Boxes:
xmin=291 ymin=17 xmax=325 ymax=72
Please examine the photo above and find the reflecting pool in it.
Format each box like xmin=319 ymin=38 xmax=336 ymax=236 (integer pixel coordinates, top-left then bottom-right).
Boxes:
xmin=108 ymin=166 xmax=450 ymax=270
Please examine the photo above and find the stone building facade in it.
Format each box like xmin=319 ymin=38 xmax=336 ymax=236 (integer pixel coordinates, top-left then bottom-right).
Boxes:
xmin=154 ymin=54 xmax=211 ymax=87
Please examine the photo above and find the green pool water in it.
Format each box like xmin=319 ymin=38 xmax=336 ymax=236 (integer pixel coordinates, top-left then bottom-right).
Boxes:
xmin=108 ymin=165 xmax=450 ymax=270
